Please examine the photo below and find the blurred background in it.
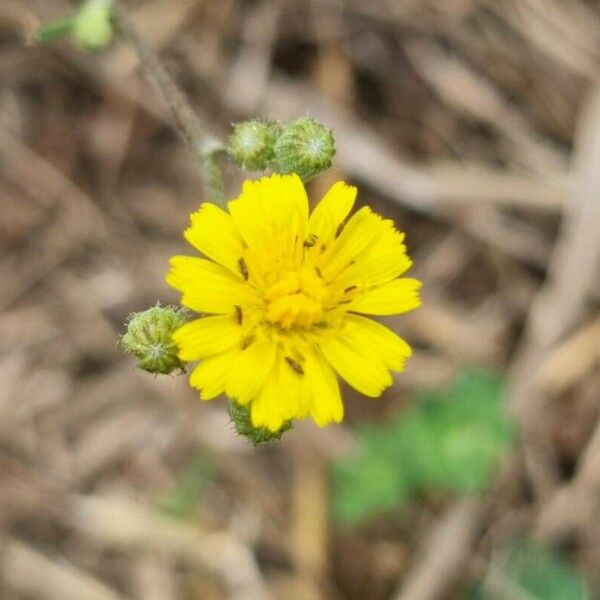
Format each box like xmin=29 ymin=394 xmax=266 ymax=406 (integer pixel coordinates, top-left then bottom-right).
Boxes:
xmin=2 ymin=1 xmax=600 ymax=598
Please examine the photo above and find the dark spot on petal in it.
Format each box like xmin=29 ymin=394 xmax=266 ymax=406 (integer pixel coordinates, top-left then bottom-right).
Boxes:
xmin=344 ymin=285 xmax=357 ymax=293
xmin=235 ymin=305 xmax=243 ymax=324
xmin=314 ymin=266 xmax=323 ymax=278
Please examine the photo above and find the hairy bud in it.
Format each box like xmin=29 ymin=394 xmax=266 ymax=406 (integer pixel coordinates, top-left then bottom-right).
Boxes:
xmin=273 ymin=117 xmax=335 ymax=181
xmin=121 ymin=304 xmax=187 ymax=375
xmin=227 ymin=119 xmax=282 ymax=171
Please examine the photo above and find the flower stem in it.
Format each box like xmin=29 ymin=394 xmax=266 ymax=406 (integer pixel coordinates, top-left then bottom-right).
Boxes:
xmin=112 ymin=2 xmax=225 ymax=203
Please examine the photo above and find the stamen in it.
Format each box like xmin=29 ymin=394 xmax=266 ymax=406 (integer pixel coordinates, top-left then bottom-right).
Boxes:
xmin=314 ymin=266 xmax=322 ymax=278
xmin=238 ymin=257 xmax=249 ymax=280
xmin=241 ymin=335 xmax=255 ymax=350
xmin=235 ymin=305 xmax=243 ymax=324
xmin=285 ymin=356 xmax=304 ymax=375
xmin=303 ymin=233 xmax=318 ymax=247
xmin=344 ymin=285 xmax=357 ymax=293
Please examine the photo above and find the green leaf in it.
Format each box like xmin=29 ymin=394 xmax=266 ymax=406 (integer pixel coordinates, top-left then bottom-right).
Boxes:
xmin=469 ymin=540 xmax=589 ymax=599
xmin=157 ymin=453 xmax=215 ymax=520
xmin=331 ymin=368 xmax=515 ymax=525
xmin=430 ymin=371 xmax=515 ymax=493
xmin=332 ymin=448 xmax=410 ymax=524
xmin=36 ymin=18 xmax=76 ymax=44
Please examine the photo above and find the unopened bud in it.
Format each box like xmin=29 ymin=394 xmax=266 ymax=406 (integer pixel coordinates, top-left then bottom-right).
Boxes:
xmin=121 ymin=304 xmax=187 ymax=375
xmin=229 ymin=401 xmax=292 ymax=445
xmin=73 ymin=0 xmax=114 ymax=51
xmin=273 ymin=117 xmax=335 ymax=181
xmin=227 ymin=119 xmax=282 ymax=171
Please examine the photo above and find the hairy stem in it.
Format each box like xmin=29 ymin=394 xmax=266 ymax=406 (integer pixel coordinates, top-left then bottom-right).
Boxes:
xmin=113 ymin=2 xmax=225 ymax=202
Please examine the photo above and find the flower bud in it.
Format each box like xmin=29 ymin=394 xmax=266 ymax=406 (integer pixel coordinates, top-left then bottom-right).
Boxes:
xmin=73 ymin=0 xmax=114 ymax=51
xmin=228 ymin=401 xmax=293 ymax=445
xmin=227 ymin=119 xmax=282 ymax=171
xmin=121 ymin=304 xmax=187 ymax=375
xmin=273 ymin=117 xmax=335 ymax=181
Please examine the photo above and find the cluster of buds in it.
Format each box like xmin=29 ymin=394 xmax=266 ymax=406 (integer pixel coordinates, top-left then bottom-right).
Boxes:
xmin=228 ymin=116 xmax=336 ymax=181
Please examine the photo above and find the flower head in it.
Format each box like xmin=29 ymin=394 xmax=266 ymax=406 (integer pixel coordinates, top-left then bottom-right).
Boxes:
xmin=167 ymin=174 xmax=421 ymax=431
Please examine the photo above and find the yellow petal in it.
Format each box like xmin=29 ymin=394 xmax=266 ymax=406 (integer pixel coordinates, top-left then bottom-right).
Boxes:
xmin=348 ymin=278 xmax=421 ymax=315
xmin=166 ymin=256 xmax=261 ymax=313
xmin=184 ymin=203 xmax=245 ymax=275
xmin=342 ymin=315 xmax=412 ymax=371
xmin=228 ymin=174 xmax=308 ymax=272
xmin=189 ymin=348 xmax=239 ymax=400
xmin=318 ymin=207 xmax=381 ymax=280
xmin=307 ymin=181 xmax=356 ymax=246
xmin=304 ymin=348 xmax=343 ymax=426
xmin=319 ymin=334 xmax=392 ymax=397
xmin=249 ymin=347 xmax=315 ymax=431
xmin=172 ymin=315 xmax=241 ymax=361
xmin=225 ymin=333 xmax=277 ymax=404
xmin=250 ymin=360 xmax=289 ymax=432
xmin=337 ymin=220 xmax=412 ymax=289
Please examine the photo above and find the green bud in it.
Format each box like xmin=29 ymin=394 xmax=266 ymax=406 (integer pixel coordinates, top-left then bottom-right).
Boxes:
xmin=73 ymin=0 xmax=114 ymax=51
xmin=273 ymin=117 xmax=335 ymax=181
xmin=228 ymin=400 xmax=293 ymax=445
xmin=227 ymin=119 xmax=282 ymax=171
xmin=121 ymin=304 xmax=187 ymax=375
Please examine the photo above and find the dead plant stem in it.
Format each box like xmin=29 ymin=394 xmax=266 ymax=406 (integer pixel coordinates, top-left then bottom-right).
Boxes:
xmin=113 ymin=2 xmax=225 ymax=202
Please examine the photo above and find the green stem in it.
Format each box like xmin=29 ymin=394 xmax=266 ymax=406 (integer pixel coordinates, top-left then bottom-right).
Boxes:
xmin=199 ymin=143 xmax=226 ymax=204
xmin=113 ymin=2 xmax=226 ymax=202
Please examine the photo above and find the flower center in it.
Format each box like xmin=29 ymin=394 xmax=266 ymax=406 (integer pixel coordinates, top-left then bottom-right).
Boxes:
xmin=265 ymin=267 xmax=326 ymax=330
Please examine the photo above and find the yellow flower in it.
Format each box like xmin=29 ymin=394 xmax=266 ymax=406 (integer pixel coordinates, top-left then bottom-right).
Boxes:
xmin=167 ymin=174 xmax=421 ymax=431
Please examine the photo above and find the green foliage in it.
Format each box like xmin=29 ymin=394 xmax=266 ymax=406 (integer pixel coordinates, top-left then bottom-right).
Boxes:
xmin=158 ymin=453 xmax=215 ymax=520
xmin=332 ymin=370 xmax=515 ymax=524
xmin=469 ymin=539 xmax=589 ymax=600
